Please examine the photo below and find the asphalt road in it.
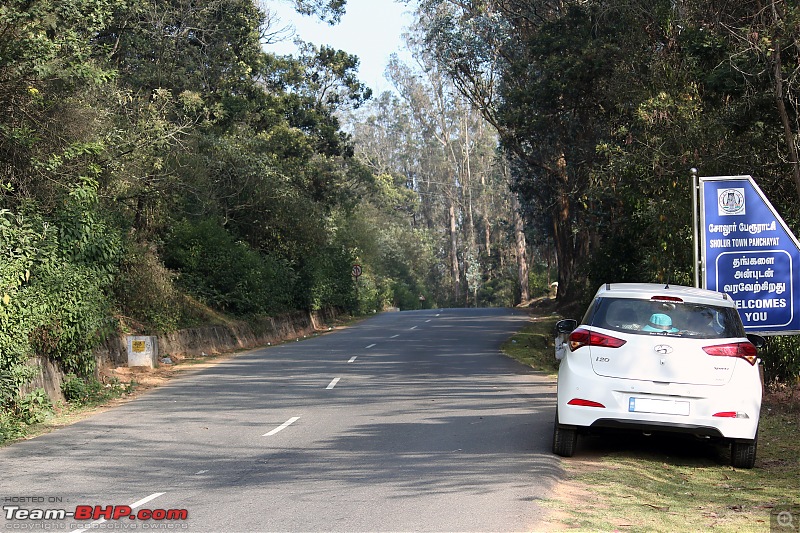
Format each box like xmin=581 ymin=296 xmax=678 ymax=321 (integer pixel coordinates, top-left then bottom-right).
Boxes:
xmin=1 ymin=308 xmax=560 ymax=532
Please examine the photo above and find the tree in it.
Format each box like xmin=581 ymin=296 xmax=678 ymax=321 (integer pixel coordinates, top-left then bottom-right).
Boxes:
xmin=415 ymin=0 xmax=709 ymax=299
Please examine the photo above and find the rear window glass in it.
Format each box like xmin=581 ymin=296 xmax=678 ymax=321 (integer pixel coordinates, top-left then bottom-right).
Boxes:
xmin=583 ymin=297 xmax=746 ymax=339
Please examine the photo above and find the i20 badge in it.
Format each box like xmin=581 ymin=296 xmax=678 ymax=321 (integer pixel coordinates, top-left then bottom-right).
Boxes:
xmin=654 ymin=344 xmax=673 ymax=355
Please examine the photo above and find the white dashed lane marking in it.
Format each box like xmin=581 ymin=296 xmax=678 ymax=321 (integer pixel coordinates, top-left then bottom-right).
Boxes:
xmin=263 ymin=417 xmax=300 ymax=437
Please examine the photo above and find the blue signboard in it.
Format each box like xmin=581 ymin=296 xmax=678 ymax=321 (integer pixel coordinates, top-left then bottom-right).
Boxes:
xmin=700 ymin=175 xmax=800 ymax=334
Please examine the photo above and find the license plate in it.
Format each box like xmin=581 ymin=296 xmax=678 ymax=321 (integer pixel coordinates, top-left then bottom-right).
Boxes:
xmin=628 ymin=397 xmax=690 ymax=416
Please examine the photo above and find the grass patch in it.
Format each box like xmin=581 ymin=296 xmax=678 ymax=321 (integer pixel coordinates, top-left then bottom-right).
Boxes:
xmin=504 ymin=312 xmax=800 ymax=532
xmin=547 ymin=426 xmax=799 ymax=532
xmin=501 ymin=313 xmax=562 ymax=376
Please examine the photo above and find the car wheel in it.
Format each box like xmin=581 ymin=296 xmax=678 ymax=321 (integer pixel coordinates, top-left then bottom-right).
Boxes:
xmin=730 ymin=437 xmax=757 ymax=469
xmin=552 ymin=410 xmax=578 ymax=457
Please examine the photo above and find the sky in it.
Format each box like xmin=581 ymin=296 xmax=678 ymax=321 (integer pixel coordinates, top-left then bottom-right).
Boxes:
xmin=266 ymin=0 xmax=415 ymax=95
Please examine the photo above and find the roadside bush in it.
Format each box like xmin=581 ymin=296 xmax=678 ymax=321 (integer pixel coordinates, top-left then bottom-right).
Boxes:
xmin=351 ymin=272 xmax=391 ymax=314
xmin=0 ymin=412 xmax=25 ymax=443
xmin=28 ymin=261 xmax=115 ymax=376
xmin=164 ymin=219 xmax=295 ymax=316
xmin=1 ymin=187 xmax=120 ymax=444
xmin=299 ymin=244 xmax=357 ymax=312
xmin=760 ymin=335 xmax=800 ymax=385
xmin=0 ymin=209 xmax=48 ymax=406
xmin=391 ymin=280 xmax=419 ymax=310
xmin=528 ymin=262 xmax=555 ymax=299
xmin=18 ymin=388 xmax=51 ymax=424
xmin=477 ymin=277 xmax=518 ymax=307
xmin=62 ymin=374 xmax=134 ymax=406
xmin=113 ymin=242 xmax=186 ymax=332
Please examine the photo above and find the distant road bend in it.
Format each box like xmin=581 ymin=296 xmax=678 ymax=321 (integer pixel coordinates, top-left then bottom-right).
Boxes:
xmin=0 ymin=308 xmax=560 ymax=532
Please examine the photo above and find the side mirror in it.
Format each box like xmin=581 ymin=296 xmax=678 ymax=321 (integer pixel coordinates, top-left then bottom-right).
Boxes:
xmin=554 ymin=319 xmax=577 ymax=362
xmin=747 ymin=333 xmax=767 ymax=350
xmin=555 ymin=319 xmax=578 ymax=336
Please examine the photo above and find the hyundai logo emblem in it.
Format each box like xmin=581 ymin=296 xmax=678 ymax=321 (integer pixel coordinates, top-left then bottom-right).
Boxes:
xmin=654 ymin=345 xmax=673 ymax=355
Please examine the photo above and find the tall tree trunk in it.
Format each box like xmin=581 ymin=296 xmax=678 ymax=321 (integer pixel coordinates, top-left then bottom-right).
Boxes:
xmin=464 ymin=117 xmax=479 ymax=307
xmin=449 ymin=201 xmax=460 ymax=304
xmin=553 ymin=154 xmax=574 ymax=300
xmin=484 ymin=211 xmax=491 ymax=266
xmin=770 ymin=24 xmax=800 ymax=200
xmin=511 ymin=194 xmax=529 ymax=303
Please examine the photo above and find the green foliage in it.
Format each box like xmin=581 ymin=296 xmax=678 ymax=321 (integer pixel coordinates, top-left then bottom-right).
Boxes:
xmin=349 ymin=272 xmax=386 ymax=314
xmin=299 ymin=244 xmax=357 ymax=312
xmin=1 ymin=194 xmax=117 ymax=431
xmin=292 ymin=0 xmax=346 ymax=24
xmin=112 ymin=242 xmax=186 ymax=333
xmin=0 ymin=411 xmax=25 ymax=444
xmin=18 ymin=388 xmax=52 ymax=425
xmin=390 ymin=280 xmax=426 ymax=311
xmin=61 ymin=374 xmax=134 ymax=407
xmin=760 ymin=336 xmax=800 ymax=385
xmin=30 ymin=261 xmax=115 ymax=376
xmin=164 ymin=219 xmax=295 ymax=316
xmin=527 ymin=263 xmax=555 ymax=299
xmin=293 ymin=43 xmax=372 ymax=111
xmin=477 ymin=277 xmax=518 ymax=308
xmin=1 ymin=209 xmax=49 ymax=408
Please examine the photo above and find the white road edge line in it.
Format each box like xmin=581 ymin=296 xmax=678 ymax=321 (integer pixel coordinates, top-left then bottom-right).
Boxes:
xmin=263 ymin=416 xmax=300 ymax=437
xmin=70 ymin=492 xmax=165 ymax=533
xmin=326 ymin=377 xmax=341 ymax=389
xmin=348 ymin=356 xmax=357 ymax=363
xmin=365 ymin=343 xmax=376 ymax=349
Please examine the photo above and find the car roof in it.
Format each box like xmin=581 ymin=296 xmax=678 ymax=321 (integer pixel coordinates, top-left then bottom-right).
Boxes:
xmin=594 ymin=283 xmax=734 ymax=307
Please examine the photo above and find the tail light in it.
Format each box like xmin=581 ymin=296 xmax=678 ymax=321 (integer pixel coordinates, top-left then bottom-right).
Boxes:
xmin=652 ymin=296 xmax=683 ymax=303
xmin=569 ymin=328 xmax=627 ymax=351
xmin=568 ymin=398 xmax=606 ymax=408
xmin=712 ymin=411 xmax=750 ymax=419
xmin=702 ymin=342 xmax=758 ymax=365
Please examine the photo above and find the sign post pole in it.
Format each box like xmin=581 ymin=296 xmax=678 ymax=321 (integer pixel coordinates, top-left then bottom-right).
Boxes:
xmin=352 ymin=264 xmax=362 ymax=296
xmin=691 ymin=168 xmax=700 ymax=288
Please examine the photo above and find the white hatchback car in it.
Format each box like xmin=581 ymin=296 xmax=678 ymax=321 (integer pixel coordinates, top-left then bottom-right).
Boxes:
xmin=553 ymin=283 xmax=765 ymax=468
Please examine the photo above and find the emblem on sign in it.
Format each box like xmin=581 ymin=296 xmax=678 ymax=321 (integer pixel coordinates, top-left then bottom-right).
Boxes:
xmin=718 ymin=188 xmax=746 ymax=216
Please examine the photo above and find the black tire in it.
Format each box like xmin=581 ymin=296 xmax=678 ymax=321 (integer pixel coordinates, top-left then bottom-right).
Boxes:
xmin=730 ymin=437 xmax=757 ymax=469
xmin=552 ymin=411 xmax=578 ymax=457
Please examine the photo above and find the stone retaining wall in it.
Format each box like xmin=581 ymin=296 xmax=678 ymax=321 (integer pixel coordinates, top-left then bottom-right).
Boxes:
xmin=28 ymin=308 xmax=342 ymax=404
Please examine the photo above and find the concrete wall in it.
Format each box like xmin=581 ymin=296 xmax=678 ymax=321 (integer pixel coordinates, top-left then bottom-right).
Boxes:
xmin=27 ymin=356 xmax=66 ymax=404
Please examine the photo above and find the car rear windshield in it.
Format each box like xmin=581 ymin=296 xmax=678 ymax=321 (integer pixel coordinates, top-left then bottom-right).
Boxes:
xmin=583 ymin=297 xmax=746 ymax=339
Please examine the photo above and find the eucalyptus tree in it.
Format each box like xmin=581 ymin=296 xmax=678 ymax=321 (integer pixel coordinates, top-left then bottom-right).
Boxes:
xmin=355 ymin=49 xmax=522 ymax=306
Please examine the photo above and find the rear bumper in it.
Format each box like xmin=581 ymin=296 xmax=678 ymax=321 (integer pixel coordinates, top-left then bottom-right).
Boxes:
xmin=556 ymin=361 xmax=761 ymax=440
xmin=586 ymin=418 xmax=724 ymax=438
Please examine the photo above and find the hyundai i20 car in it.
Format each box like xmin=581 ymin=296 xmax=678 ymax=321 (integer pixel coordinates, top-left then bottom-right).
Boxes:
xmin=553 ymin=283 xmax=766 ymax=468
